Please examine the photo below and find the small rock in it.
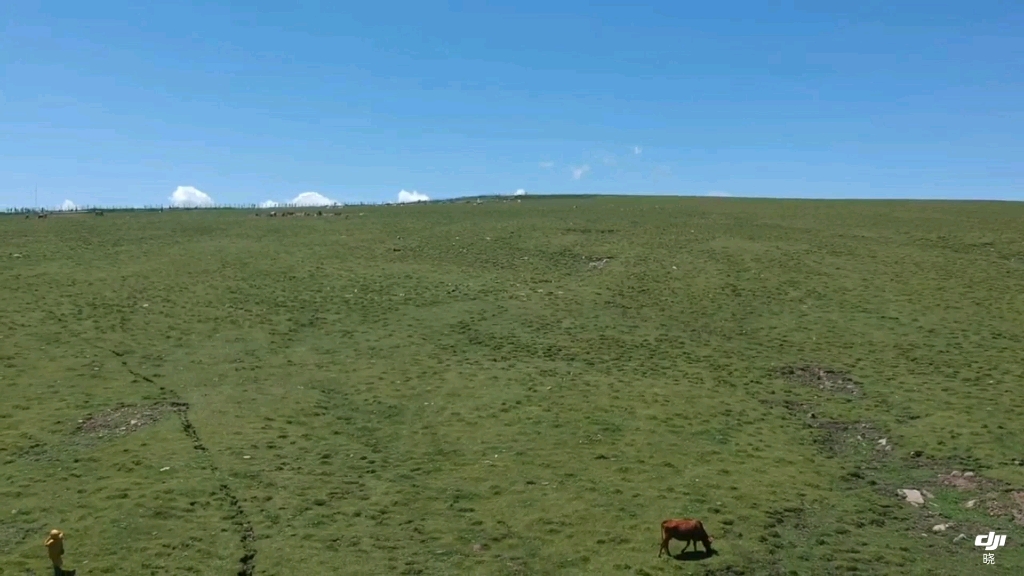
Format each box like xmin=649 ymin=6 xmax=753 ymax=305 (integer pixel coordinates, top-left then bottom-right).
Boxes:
xmin=965 ymin=499 xmax=977 ymax=509
xmin=953 ymin=533 xmax=968 ymax=543
xmin=963 ymin=471 xmax=975 ymax=478
xmin=160 ymin=467 xmax=170 ymax=472
xmin=472 ymin=543 xmax=486 ymax=553
xmin=922 ymin=490 xmax=935 ymax=499
xmin=950 ymin=470 xmax=962 ymax=477
xmin=130 ymin=419 xmax=139 ymax=426
xmin=898 ymin=489 xmax=926 ymax=506
xmin=910 ymin=450 xmax=924 ymax=458
xmin=932 ymin=523 xmax=952 ymax=532
xmin=877 ymin=438 xmax=887 ymax=446
xmin=243 ymin=455 xmax=251 ymax=459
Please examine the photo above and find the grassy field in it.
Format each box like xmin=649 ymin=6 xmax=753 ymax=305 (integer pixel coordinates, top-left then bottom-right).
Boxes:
xmin=2 ymin=196 xmax=1023 ymax=575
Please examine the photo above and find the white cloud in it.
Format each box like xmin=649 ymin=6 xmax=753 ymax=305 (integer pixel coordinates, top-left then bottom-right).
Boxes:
xmin=706 ymin=190 xmax=732 ymax=197
xmin=513 ymin=189 xmax=527 ymax=196
xmin=602 ymin=155 xmax=617 ymax=166
xmin=571 ymin=165 xmax=590 ymax=180
xmin=58 ymin=199 xmax=77 ymax=211
xmin=397 ymin=189 xmax=430 ymax=203
xmin=290 ymin=192 xmax=339 ymax=206
xmin=170 ymin=186 xmax=215 ymax=208
xmin=539 ymin=161 xmax=555 ymax=168
xmin=633 ymin=146 xmax=643 ymax=155
xmin=259 ymin=200 xmax=280 ymax=208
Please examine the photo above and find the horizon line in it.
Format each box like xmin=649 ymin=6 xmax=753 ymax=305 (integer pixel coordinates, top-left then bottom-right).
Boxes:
xmin=2 ymin=192 xmax=1023 ymax=212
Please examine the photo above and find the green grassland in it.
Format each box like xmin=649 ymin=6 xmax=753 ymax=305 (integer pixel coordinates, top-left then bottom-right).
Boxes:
xmin=2 ymin=197 xmax=1023 ymax=575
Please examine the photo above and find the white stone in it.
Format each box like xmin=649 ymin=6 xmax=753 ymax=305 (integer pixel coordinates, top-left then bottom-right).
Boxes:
xmin=898 ymin=489 xmax=926 ymax=506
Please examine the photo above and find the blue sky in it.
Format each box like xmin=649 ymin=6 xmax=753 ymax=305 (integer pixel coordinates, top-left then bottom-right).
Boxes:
xmin=2 ymin=1 xmax=1022 ymax=208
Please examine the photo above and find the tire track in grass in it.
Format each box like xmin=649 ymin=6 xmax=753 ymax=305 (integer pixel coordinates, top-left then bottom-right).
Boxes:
xmin=100 ymin=345 xmax=258 ymax=575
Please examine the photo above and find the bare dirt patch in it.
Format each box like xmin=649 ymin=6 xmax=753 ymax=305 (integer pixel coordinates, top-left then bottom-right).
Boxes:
xmin=988 ymin=492 xmax=1024 ymax=526
xmin=808 ymin=419 xmax=882 ymax=457
xmin=924 ymin=470 xmax=1024 ymax=526
xmin=982 ymin=493 xmax=1024 ymax=525
xmin=759 ymin=397 xmax=889 ymax=459
xmin=937 ymin=470 xmax=990 ymax=491
xmin=1012 ymin=492 xmax=1024 ymax=526
xmin=77 ymin=401 xmax=186 ymax=438
xmin=779 ymin=365 xmax=862 ymax=395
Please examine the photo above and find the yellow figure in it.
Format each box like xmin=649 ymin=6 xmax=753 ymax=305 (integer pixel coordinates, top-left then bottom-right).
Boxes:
xmin=44 ymin=529 xmax=74 ymax=576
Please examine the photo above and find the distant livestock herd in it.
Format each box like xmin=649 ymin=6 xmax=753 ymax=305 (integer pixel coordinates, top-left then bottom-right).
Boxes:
xmin=23 ymin=211 xmax=102 ymax=219
xmin=258 ymin=210 xmax=346 ymax=218
xmin=20 ymin=209 xmax=356 ymax=219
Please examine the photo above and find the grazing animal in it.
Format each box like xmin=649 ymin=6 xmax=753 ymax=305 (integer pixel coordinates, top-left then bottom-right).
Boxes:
xmin=95 ymin=211 xmax=104 ymax=216
xmin=659 ymin=519 xmax=714 ymax=557
xmin=37 ymin=213 xmax=48 ymax=219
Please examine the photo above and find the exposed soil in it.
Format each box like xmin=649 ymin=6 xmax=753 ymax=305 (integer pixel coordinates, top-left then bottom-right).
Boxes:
xmin=808 ymin=419 xmax=883 ymax=457
xmin=77 ymin=401 xmax=186 ymax=438
xmin=984 ymin=496 xmax=1014 ymax=522
xmin=927 ymin=470 xmax=1024 ymax=526
xmin=937 ymin=470 xmax=992 ymax=492
xmin=779 ymin=364 xmax=862 ymax=395
xmin=989 ymin=491 xmax=1024 ymax=526
xmin=1012 ymin=492 xmax=1024 ymax=526
xmin=759 ymin=395 xmax=887 ymax=459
